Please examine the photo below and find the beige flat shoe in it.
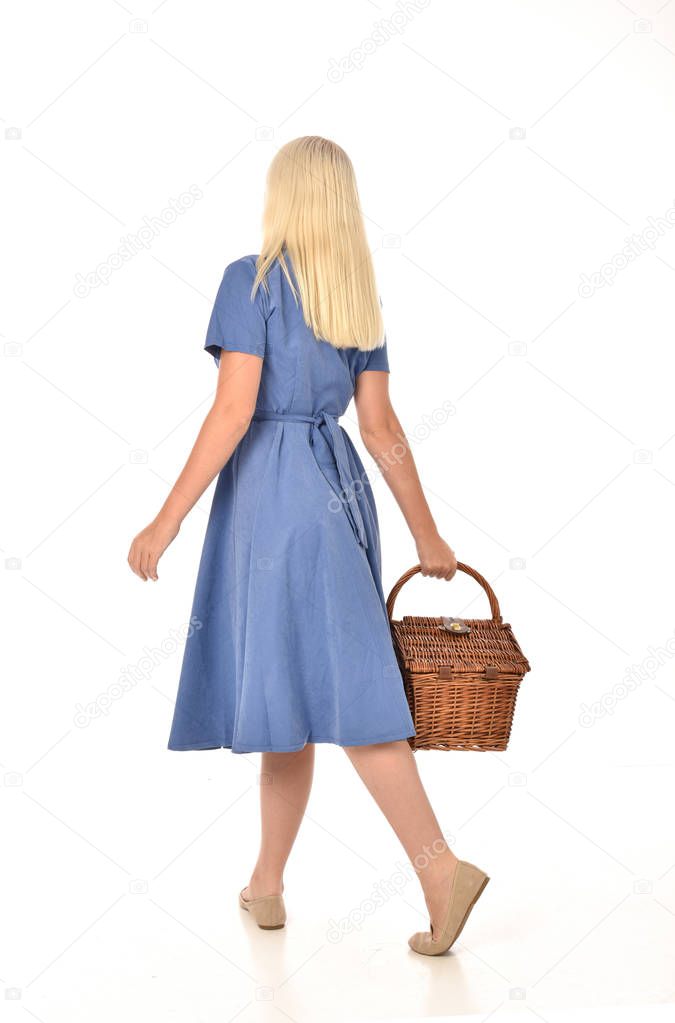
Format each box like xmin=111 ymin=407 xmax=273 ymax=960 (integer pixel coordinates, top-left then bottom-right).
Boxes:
xmin=409 ymin=860 xmax=489 ymax=956
xmin=239 ymin=888 xmax=286 ymax=930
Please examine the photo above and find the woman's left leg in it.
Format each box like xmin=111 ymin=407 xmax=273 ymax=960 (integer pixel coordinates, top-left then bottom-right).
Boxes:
xmin=243 ymin=743 xmax=315 ymax=899
xmin=343 ymin=740 xmax=459 ymax=935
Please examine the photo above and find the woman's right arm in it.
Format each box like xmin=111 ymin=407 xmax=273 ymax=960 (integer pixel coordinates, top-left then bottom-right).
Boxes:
xmin=354 ymin=370 xmax=457 ymax=580
xmin=127 ymin=350 xmax=262 ymax=581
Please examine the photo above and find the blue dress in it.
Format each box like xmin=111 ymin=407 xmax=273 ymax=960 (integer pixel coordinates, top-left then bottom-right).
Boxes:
xmin=168 ymin=255 xmax=415 ymax=753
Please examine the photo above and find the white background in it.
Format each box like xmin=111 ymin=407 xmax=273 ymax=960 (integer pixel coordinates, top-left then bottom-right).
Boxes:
xmin=2 ymin=1 xmax=675 ymax=1020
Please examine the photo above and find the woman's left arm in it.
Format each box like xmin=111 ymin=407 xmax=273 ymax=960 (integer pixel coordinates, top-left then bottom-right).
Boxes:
xmin=354 ymin=369 xmax=457 ymax=580
xmin=127 ymin=351 xmax=262 ymax=581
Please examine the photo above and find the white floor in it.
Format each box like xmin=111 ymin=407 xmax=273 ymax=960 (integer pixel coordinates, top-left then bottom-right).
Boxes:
xmin=5 ymin=729 xmax=675 ymax=1022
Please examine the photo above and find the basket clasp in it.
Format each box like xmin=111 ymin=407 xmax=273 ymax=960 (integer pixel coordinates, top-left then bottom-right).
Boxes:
xmin=440 ymin=616 xmax=471 ymax=634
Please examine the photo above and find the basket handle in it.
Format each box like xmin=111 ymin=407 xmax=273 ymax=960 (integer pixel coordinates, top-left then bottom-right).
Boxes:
xmin=385 ymin=563 xmax=502 ymax=624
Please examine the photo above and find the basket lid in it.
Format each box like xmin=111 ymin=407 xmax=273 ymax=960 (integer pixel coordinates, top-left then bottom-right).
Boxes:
xmin=392 ymin=616 xmax=530 ymax=675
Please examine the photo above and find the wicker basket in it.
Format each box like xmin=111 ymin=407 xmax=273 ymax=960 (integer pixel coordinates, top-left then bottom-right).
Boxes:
xmin=386 ymin=563 xmax=531 ymax=752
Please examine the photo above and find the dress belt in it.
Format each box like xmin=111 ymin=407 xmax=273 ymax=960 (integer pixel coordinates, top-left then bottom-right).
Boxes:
xmin=251 ymin=410 xmax=368 ymax=550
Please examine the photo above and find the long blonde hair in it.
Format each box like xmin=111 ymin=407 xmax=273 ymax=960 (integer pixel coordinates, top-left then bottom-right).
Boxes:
xmin=253 ymin=136 xmax=384 ymax=351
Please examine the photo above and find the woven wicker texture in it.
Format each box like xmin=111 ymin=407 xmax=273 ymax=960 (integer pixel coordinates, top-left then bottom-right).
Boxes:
xmin=386 ymin=564 xmax=531 ymax=752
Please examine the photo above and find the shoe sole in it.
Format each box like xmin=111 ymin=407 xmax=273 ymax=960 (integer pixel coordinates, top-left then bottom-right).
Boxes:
xmin=446 ymin=875 xmax=490 ymax=951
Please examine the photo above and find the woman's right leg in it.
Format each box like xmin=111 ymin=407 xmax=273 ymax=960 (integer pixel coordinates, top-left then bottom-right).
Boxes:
xmin=243 ymin=743 xmax=315 ymax=899
xmin=343 ymin=740 xmax=459 ymax=935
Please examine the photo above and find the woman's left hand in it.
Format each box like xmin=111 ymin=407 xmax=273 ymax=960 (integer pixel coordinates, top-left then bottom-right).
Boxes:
xmin=127 ymin=515 xmax=180 ymax=581
xmin=416 ymin=531 xmax=458 ymax=580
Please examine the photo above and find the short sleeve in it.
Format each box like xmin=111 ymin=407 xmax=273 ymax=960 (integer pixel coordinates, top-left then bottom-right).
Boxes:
xmin=204 ymin=258 xmax=267 ymax=366
xmin=356 ymin=337 xmax=390 ymax=375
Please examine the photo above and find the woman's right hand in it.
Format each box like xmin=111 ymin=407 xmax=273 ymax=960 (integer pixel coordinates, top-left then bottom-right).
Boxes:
xmin=128 ymin=514 xmax=180 ymax=581
xmin=415 ymin=531 xmax=457 ymax=580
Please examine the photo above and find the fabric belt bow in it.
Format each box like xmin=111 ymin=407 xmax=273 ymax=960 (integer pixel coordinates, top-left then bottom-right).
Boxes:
xmin=252 ymin=410 xmax=368 ymax=549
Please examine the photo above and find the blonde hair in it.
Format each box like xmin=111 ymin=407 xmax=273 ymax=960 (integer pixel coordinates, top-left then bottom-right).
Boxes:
xmin=253 ymin=136 xmax=384 ymax=351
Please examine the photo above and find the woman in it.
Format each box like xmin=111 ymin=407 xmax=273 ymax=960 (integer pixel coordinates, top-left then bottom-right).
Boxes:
xmin=128 ymin=136 xmax=489 ymax=955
